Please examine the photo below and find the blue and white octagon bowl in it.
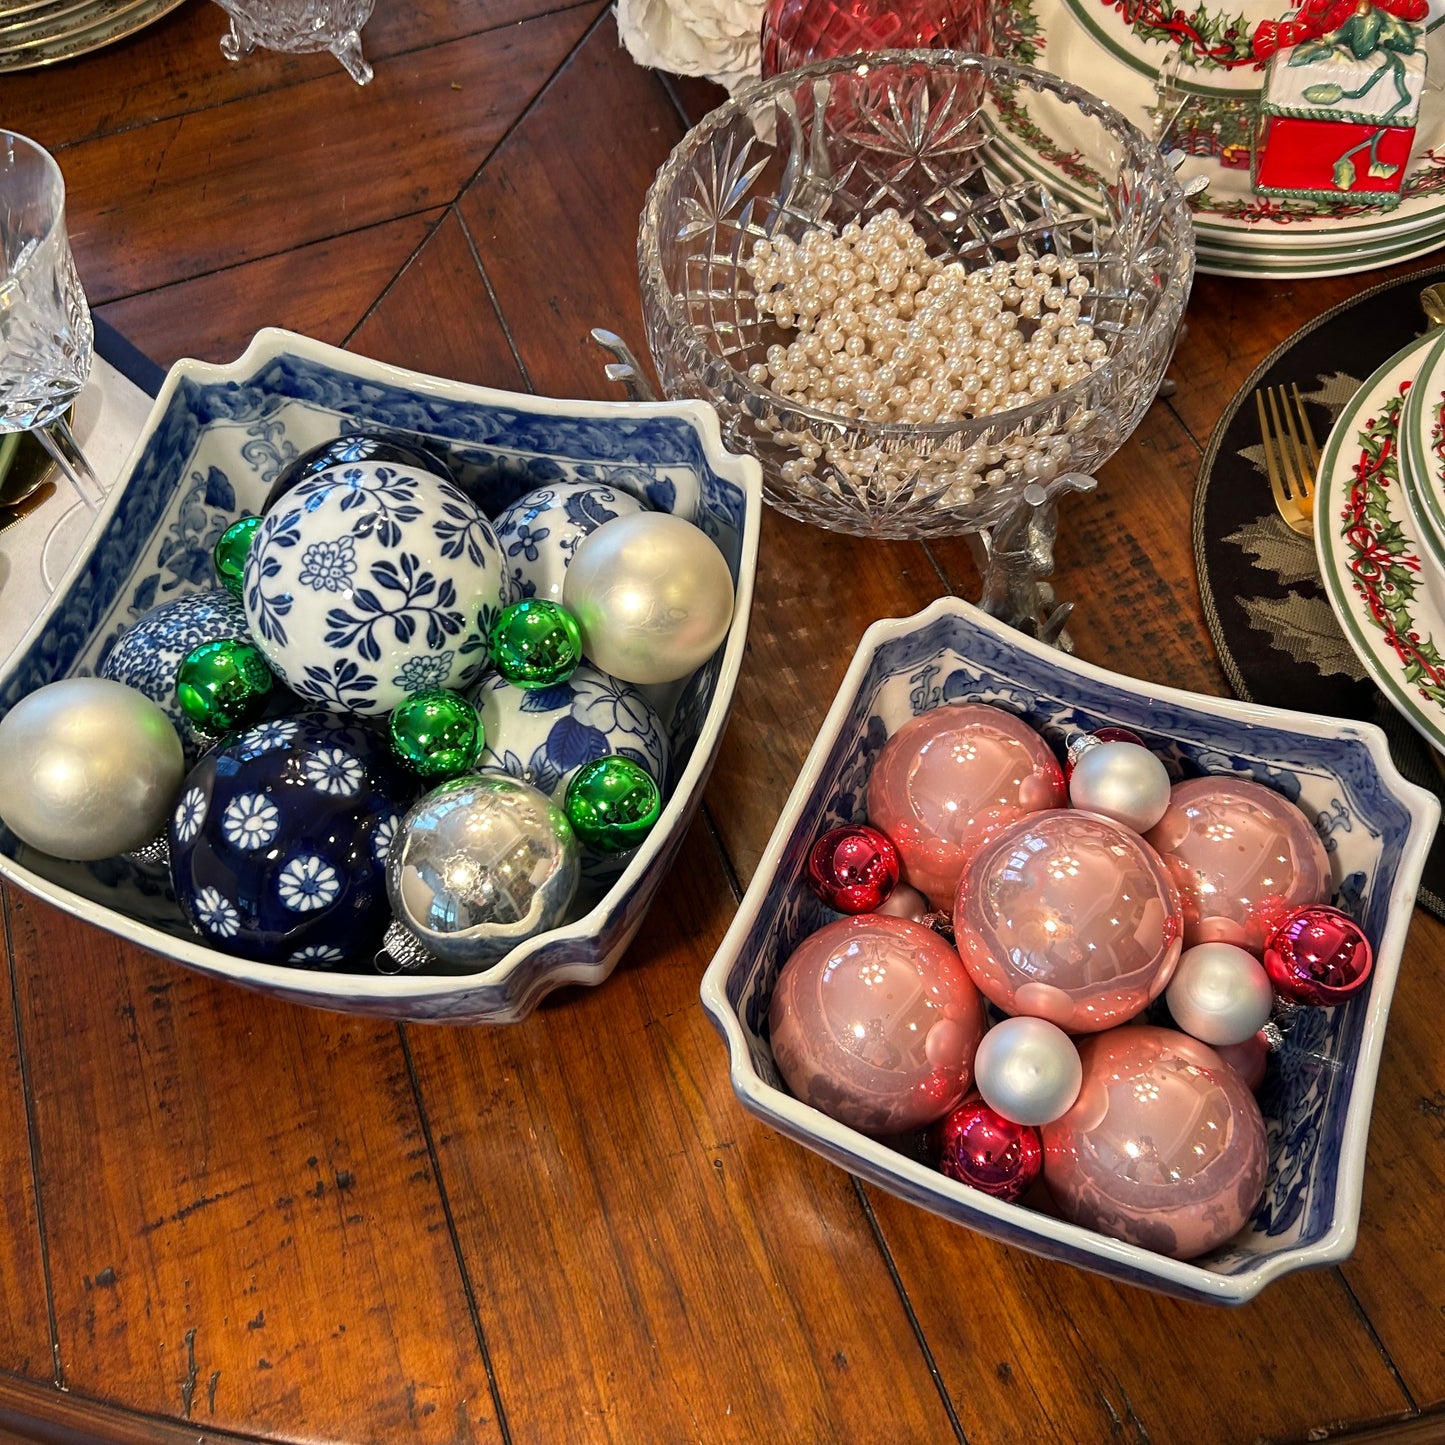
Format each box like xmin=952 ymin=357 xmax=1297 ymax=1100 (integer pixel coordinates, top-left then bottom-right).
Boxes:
xmin=700 ymin=598 xmax=1438 ymax=1303
xmin=0 ymin=329 xmax=761 ymax=1024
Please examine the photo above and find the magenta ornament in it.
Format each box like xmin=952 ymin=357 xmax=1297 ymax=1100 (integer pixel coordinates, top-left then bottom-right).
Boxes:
xmin=1145 ymin=777 xmax=1331 ymax=956
xmin=953 ymin=810 xmax=1183 ymax=1033
xmin=1040 ymin=1026 xmax=1269 ymax=1261
xmin=1263 ymin=905 xmax=1373 ymax=1005
xmin=865 ymin=702 xmax=1065 ymax=909
xmin=807 ymin=824 xmax=900 ymax=914
xmin=768 ymin=914 xmax=986 ymax=1134
xmin=937 ymin=1097 xmax=1043 ymax=1203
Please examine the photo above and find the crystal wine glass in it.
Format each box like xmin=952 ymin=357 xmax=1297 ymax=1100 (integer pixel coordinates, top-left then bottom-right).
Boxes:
xmin=0 ymin=131 xmax=105 ymax=513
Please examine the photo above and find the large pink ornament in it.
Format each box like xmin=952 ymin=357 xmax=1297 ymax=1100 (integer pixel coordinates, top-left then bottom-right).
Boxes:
xmin=1263 ymin=904 xmax=1373 ymax=1005
xmin=953 ymin=811 xmax=1183 ymax=1033
xmin=768 ymin=914 xmax=986 ymax=1134
xmin=1040 ymin=1026 xmax=1269 ymax=1261
xmin=866 ymin=703 xmax=1065 ymax=907
xmin=1145 ymin=777 xmax=1331 ymax=956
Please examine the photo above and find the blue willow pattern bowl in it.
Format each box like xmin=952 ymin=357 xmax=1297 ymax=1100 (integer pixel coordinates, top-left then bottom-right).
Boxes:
xmin=0 ymin=329 xmax=761 ymax=1024
xmin=699 ymin=598 xmax=1438 ymax=1303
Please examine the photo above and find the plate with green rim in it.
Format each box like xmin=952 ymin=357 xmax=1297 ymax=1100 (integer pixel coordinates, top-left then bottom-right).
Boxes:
xmin=1316 ymin=328 xmax=1445 ymax=753
xmin=1398 ymin=327 xmax=1445 ymax=566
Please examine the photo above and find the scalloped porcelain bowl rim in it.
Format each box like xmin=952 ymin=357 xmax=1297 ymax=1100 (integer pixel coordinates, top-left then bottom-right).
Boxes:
xmin=0 ymin=327 xmax=764 ymax=1013
xmin=698 ymin=595 xmax=1438 ymax=1302
xmin=638 ymin=47 xmax=1196 ymax=445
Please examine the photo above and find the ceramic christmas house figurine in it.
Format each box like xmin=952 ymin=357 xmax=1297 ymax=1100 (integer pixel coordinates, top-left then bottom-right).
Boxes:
xmin=1252 ymin=0 xmax=1429 ymax=207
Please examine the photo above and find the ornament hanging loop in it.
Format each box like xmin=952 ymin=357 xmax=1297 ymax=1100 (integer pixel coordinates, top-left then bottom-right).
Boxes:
xmin=967 ymin=471 xmax=1097 ymax=651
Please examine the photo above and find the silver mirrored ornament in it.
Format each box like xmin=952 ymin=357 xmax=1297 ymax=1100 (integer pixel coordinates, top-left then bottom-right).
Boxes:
xmin=973 ymin=1016 xmax=1083 ymax=1127
xmin=385 ymin=772 xmax=579 ymax=972
xmin=0 ymin=678 xmax=185 ymax=861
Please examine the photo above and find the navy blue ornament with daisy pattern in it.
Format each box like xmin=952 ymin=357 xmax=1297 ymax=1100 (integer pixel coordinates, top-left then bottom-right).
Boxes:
xmin=168 ymin=715 xmax=413 ymax=967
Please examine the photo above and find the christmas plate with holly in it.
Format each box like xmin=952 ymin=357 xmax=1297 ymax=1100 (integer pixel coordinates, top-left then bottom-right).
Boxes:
xmin=1315 ymin=327 xmax=1445 ymax=753
xmin=1397 ymin=326 xmax=1445 ymax=565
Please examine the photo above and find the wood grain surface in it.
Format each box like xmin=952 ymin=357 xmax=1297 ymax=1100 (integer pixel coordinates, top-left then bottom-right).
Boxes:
xmin=4 ymin=3 xmax=1445 ymax=1440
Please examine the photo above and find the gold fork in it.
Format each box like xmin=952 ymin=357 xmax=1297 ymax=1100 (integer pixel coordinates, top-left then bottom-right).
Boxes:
xmin=1255 ymin=384 xmax=1320 ymax=537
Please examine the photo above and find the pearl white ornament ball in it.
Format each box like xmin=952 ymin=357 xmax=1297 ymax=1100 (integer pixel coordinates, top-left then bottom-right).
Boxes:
xmin=1165 ymin=942 xmax=1275 ymax=1047
xmin=0 ymin=678 xmax=185 ymax=860
xmin=562 ymin=513 xmax=734 ymax=685
xmin=1068 ymin=740 xmax=1172 ymax=834
xmin=973 ymin=1016 xmax=1083 ymax=1127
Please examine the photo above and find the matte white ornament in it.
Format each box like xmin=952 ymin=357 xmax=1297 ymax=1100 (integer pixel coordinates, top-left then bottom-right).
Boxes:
xmin=973 ymin=1016 xmax=1082 ymax=1127
xmin=1068 ymin=740 xmax=1171 ymax=834
xmin=1165 ymin=942 xmax=1276 ymax=1048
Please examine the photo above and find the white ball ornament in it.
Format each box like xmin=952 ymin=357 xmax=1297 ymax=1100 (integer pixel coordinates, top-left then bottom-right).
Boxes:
xmin=0 ymin=678 xmax=185 ymax=860
xmin=1068 ymin=740 xmax=1171 ymax=834
xmin=1165 ymin=942 xmax=1275 ymax=1047
xmin=973 ymin=1016 xmax=1083 ymax=1127
xmin=562 ymin=513 xmax=734 ymax=685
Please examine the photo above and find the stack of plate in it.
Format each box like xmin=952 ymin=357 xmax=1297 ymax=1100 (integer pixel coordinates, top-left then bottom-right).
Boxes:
xmin=991 ymin=0 xmax=1445 ymax=277
xmin=0 ymin=0 xmax=187 ymax=72
xmin=1317 ymin=327 xmax=1445 ymax=752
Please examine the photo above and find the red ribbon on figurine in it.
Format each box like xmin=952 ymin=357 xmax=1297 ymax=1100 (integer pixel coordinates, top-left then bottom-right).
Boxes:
xmin=1251 ymin=0 xmax=1427 ymax=61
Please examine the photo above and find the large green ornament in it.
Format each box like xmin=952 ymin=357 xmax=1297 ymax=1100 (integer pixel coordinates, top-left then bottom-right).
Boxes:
xmin=214 ymin=515 xmax=263 ymax=599
xmin=488 ymin=599 xmax=582 ymax=689
xmin=176 ymin=638 xmax=274 ymax=733
xmin=563 ymin=755 xmax=662 ymax=854
xmin=389 ymin=689 xmax=483 ymax=780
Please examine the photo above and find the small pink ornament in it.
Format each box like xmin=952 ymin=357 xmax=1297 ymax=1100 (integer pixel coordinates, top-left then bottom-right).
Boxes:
xmin=873 ymin=882 xmax=929 ymax=922
xmin=806 ymin=824 xmax=900 ymax=913
xmin=1041 ymin=1026 xmax=1269 ymax=1261
xmin=953 ymin=811 xmax=1183 ymax=1033
xmin=937 ymin=1097 xmax=1043 ymax=1203
xmin=866 ymin=702 xmax=1065 ymax=908
xmin=1212 ymin=1031 xmax=1270 ymax=1092
xmin=1145 ymin=777 xmax=1331 ymax=956
xmin=768 ymin=914 xmax=986 ymax=1134
xmin=1263 ymin=904 xmax=1373 ymax=1005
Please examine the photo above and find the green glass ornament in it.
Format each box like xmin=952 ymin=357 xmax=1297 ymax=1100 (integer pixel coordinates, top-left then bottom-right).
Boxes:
xmin=176 ymin=638 xmax=274 ymax=733
xmin=389 ymin=689 xmax=483 ymax=780
xmin=214 ymin=515 xmax=263 ymax=599
xmin=563 ymin=755 xmax=662 ymax=854
xmin=489 ymin=598 xmax=583 ymax=689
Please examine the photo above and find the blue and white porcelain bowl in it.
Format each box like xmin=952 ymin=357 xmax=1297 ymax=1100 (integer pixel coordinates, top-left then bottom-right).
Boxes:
xmin=700 ymin=598 xmax=1438 ymax=1303
xmin=0 ymin=329 xmax=761 ymax=1024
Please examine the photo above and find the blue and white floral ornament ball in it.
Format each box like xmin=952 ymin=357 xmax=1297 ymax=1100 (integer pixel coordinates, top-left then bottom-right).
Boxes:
xmin=168 ymin=715 xmax=414 ymax=968
xmin=242 ymin=459 xmax=508 ymax=717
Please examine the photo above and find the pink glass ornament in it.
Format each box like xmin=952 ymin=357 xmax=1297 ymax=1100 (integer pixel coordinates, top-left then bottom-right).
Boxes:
xmin=874 ymin=882 xmax=929 ymax=922
xmin=1263 ymin=904 xmax=1373 ymax=1005
xmin=1212 ymin=1031 xmax=1270 ymax=1092
xmin=1145 ymin=777 xmax=1331 ymax=956
xmin=953 ymin=811 xmax=1183 ymax=1033
xmin=807 ymin=823 xmax=900 ymax=913
xmin=760 ymin=0 xmax=992 ymax=78
xmin=768 ymin=914 xmax=986 ymax=1134
xmin=937 ymin=1096 xmax=1042 ymax=1203
xmin=1040 ymin=1026 xmax=1269 ymax=1261
xmin=866 ymin=702 xmax=1065 ymax=909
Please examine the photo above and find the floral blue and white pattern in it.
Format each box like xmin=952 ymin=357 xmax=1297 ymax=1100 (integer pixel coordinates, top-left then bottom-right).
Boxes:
xmin=372 ymin=813 xmax=398 ymax=865
xmin=242 ymin=460 xmax=505 ymax=716
xmin=238 ymin=719 xmax=299 ymax=756
xmin=277 ymin=855 xmax=340 ymax=912
xmin=174 ymin=788 xmax=207 ymax=844
xmin=491 ymin=481 xmax=647 ymax=604
xmin=221 ymin=794 xmax=280 ymax=851
xmin=698 ymin=598 xmax=1439 ymax=1304
xmin=303 ymin=748 xmax=365 ymax=797
xmin=290 ymin=943 xmax=345 ymax=965
xmin=194 ymin=887 xmax=240 ymax=939
xmin=0 ymin=331 xmax=760 ymax=1024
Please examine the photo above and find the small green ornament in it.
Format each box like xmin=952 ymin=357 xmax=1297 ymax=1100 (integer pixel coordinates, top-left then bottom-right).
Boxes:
xmin=176 ymin=638 xmax=274 ymax=733
xmin=563 ymin=755 xmax=662 ymax=854
xmin=389 ymin=689 xmax=483 ymax=780
xmin=214 ymin=515 xmax=263 ymax=599
xmin=488 ymin=598 xmax=583 ymax=689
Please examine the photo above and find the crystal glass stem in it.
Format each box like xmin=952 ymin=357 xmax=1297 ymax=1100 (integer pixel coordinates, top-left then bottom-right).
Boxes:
xmin=33 ymin=412 xmax=103 ymax=511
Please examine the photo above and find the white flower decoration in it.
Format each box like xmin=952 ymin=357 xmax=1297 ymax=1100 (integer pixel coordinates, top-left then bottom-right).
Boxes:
xmin=277 ymin=854 xmax=341 ymax=912
xmin=303 ymin=748 xmax=365 ymax=797
xmin=372 ymin=813 xmax=399 ymax=865
xmin=289 ymin=943 xmax=344 ymax=965
xmin=239 ymin=719 xmax=298 ymax=755
xmin=616 ymin=0 xmax=763 ymax=92
xmin=194 ymin=886 xmax=240 ymax=939
xmin=174 ymin=787 xmax=208 ymax=845
xmin=221 ymin=793 xmax=280 ymax=851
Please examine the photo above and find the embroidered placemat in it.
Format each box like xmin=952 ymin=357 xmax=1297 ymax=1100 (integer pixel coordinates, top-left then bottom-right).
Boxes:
xmin=1193 ymin=263 xmax=1445 ymax=919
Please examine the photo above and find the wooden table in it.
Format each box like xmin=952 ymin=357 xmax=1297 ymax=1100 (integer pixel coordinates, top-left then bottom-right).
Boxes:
xmin=4 ymin=6 xmax=1445 ymax=1442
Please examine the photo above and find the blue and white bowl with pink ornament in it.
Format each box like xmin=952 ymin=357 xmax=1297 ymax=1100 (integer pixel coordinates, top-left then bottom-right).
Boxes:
xmin=700 ymin=597 xmax=1438 ymax=1303
xmin=0 ymin=329 xmax=761 ymax=1023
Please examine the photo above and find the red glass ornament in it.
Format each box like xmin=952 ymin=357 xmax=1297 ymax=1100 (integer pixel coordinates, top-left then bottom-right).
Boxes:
xmin=760 ymin=0 xmax=992 ymax=79
xmin=1064 ymin=725 xmax=1145 ymax=781
xmin=937 ymin=1097 xmax=1042 ymax=1203
xmin=806 ymin=824 xmax=900 ymax=913
xmin=1263 ymin=905 xmax=1373 ymax=1006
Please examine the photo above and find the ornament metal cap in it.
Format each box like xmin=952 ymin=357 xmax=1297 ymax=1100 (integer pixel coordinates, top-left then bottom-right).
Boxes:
xmin=376 ymin=920 xmax=437 ymax=975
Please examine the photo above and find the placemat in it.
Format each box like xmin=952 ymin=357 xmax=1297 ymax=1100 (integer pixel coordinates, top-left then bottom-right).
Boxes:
xmin=1193 ymin=263 xmax=1445 ymax=918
